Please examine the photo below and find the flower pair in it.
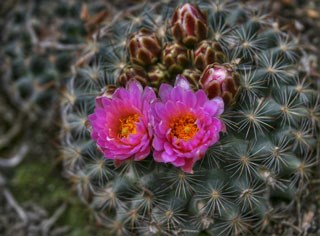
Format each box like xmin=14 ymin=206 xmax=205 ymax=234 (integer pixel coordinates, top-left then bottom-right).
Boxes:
xmin=89 ymin=77 xmax=224 ymax=173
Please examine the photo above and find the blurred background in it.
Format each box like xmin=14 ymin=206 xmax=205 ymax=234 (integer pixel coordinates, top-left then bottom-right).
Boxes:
xmin=0 ymin=0 xmax=319 ymax=235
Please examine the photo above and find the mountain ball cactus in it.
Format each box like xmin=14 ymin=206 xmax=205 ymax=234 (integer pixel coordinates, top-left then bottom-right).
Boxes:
xmin=61 ymin=1 xmax=320 ymax=235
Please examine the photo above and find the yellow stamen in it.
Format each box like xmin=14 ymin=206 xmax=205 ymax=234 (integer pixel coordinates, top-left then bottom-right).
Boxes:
xmin=119 ymin=114 xmax=139 ymax=138
xmin=170 ymin=114 xmax=198 ymax=141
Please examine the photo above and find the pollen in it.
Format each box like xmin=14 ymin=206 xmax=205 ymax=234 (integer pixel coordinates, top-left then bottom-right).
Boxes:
xmin=170 ymin=114 xmax=198 ymax=140
xmin=119 ymin=114 xmax=140 ymax=138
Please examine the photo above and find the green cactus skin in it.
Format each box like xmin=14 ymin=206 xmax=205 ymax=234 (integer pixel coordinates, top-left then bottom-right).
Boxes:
xmin=61 ymin=1 xmax=320 ymax=235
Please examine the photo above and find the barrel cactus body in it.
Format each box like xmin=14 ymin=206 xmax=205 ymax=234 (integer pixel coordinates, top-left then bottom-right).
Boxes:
xmin=61 ymin=1 xmax=319 ymax=235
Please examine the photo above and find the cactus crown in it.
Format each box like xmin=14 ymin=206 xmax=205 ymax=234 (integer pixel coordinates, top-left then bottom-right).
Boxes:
xmin=61 ymin=1 xmax=319 ymax=235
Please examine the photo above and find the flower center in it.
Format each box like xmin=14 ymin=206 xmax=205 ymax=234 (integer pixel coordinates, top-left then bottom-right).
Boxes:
xmin=119 ymin=114 xmax=140 ymax=138
xmin=170 ymin=114 xmax=198 ymax=140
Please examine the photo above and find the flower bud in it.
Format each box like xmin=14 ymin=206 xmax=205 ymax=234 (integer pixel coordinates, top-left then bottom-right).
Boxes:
xmin=102 ymin=85 xmax=117 ymax=98
xmin=162 ymin=42 xmax=191 ymax=75
xmin=147 ymin=63 xmax=170 ymax=87
xmin=194 ymin=40 xmax=226 ymax=70
xmin=171 ymin=3 xmax=208 ymax=47
xmin=117 ymin=65 xmax=148 ymax=87
xmin=182 ymin=69 xmax=201 ymax=90
xmin=128 ymin=29 xmax=161 ymax=66
xmin=200 ymin=63 xmax=240 ymax=105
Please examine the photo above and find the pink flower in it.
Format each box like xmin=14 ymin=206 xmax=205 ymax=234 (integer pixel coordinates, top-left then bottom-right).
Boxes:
xmin=151 ymin=75 xmax=224 ymax=173
xmin=89 ymin=80 xmax=156 ymax=164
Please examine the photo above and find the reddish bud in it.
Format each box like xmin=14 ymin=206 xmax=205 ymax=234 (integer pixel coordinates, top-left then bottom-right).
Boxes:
xmin=128 ymin=29 xmax=161 ymax=66
xmin=171 ymin=3 xmax=208 ymax=47
xmin=102 ymin=85 xmax=117 ymax=98
xmin=182 ymin=69 xmax=201 ymax=90
xmin=194 ymin=40 xmax=226 ymax=70
xmin=162 ymin=42 xmax=191 ymax=75
xmin=147 ymin=63 xmax=170 ymax=87
xmin=200 ymin=64 xmax=240 ymax=105
xmin=117 ymin=65 xmax=148 ymax=87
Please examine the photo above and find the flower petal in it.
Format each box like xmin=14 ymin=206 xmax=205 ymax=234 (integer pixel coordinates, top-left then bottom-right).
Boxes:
xmin=151 ymin=77 xmax=225 ymax=173
xmin=175 ymin=74 xmax=191 ymax=90
xmin=89 ymin=81 xmax=154 ymax=165
xmin=159 ymin=83 xmax=173 ymax=101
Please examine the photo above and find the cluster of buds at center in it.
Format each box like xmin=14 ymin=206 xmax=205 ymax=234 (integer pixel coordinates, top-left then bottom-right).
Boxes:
xmin=116 ymin=3 xmax=239 ymax=107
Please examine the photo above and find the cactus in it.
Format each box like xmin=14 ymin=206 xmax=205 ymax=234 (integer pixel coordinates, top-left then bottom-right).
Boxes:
xmin=61 ymin=1 xmax=319 ymax=235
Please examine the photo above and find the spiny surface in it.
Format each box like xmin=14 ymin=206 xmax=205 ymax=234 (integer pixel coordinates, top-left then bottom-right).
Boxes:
xmin=61 ymin=1 xmax=320 ymax=235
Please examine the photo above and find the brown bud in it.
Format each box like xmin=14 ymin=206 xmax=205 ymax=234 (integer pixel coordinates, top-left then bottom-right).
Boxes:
xmin=102 ymin=84 xmax=117 ymax=98
xmin=117 ymin=65 xmax=148 ymax=87
xmin=162 ymin=42 xmax=191 ymax=75
xmin=171 ymin=3 xmax=208 ymax=47
xmin=147 ymin=63 xmax=170 ymax=87
xmin=182 ymin=69 xmax=201 ymax=90
xmin=128 ymin=29 xmax=161 ymax=66
xmin=200 ymin=63 xmax=240 ymax=106
xmin=194 ymin=40 xmax=226 ymax=71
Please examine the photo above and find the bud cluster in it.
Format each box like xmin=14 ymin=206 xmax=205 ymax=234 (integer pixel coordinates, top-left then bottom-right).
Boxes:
xmin=116 ymin=3 xmax=239 ymax=107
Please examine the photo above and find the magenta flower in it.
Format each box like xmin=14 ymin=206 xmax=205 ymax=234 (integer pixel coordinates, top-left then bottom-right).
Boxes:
xmin=151 ymin=75 xmax=224 ymax=173
xmin=89 ymin=80 xmax=156 ymax=164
